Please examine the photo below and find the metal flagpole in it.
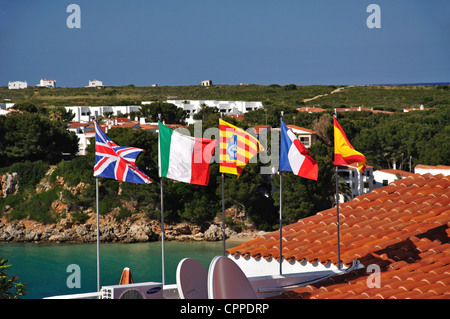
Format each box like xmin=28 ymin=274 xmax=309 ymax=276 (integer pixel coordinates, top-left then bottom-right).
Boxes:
xmin=219 ymin=112 xmax=226 ymax=256
xmin=222 ymin=173 xmax=226 ymax=256
xmin=279 ymin=171 xmax=283 ymax=275
xmin=158 ymin=113 xmax=166 ymax=285
xmin=96 ymin=177 xmax=100 ymax=291
xmin=160 ymin=176 xmax=165 ymax=285
xmin=279 ymin=111 xmax=284 ymax=275
xmin=334 ymin=109 xmax=341 ymax=269
xmin=335 ymin=166 xmax=341 ymax=270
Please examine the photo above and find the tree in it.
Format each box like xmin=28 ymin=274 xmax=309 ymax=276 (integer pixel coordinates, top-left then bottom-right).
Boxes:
xmin=272 ymin=140 xmax=335 ymax=224
xmin=0 ymin=113 xmax=78 ymax=166
xmin=0 ymin=257 xmax=27 ymax=299
xmin=139 ymin=102 xmax=187 ymax=124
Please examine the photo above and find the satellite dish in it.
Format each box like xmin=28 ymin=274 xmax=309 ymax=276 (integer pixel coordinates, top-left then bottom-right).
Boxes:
xmin=176 ymin=258 xmax=208 ymax=299
xmin=208 ymin=256 xmax=257 ymax=299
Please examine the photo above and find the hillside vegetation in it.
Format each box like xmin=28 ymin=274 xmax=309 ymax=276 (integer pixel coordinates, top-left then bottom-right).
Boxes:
xmin=0 ymin=84 xmax=449 ymax=237
xmin=1 ymin=83 xmax=448 ymax=111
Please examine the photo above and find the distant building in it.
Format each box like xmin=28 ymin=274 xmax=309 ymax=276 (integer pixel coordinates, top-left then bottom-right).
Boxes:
xmin=285 ymin=125 xmax=318 ymax=148
xmin=337 ymin=163 xmax=375 ymax=201
xmin=8 ymin=81 xmax=27 ymax=89
xmin=250 ymin=125 xmax=271 ymax=136
xmin=37 ymin=79 xmax=56 ymax=88
xmin=88 ymin=80 xmax=103 ymax=87
xmin=0 ymin=103 xmax=19 ymax=116
xmin=297 ymin=107 xmax=326 ymax=113
xmin=373 ymin=169 xmax=414 ymax=188
xmin=414 ymin=164 xmax=450 ymax=176
xmin=160 ymin=100 xmax=264 ymax=125
xmin=65 ymin=105 xmax=141 ymax=122
xmin=201 ymin=80 xmax=212 ymax=87
xmin=335 ymin=106 xmax=393 ymax=115
xmin=67 ymin=122 xmax=94 ymax=155
xmin=403 ymin=105 xmax=432 ymax=112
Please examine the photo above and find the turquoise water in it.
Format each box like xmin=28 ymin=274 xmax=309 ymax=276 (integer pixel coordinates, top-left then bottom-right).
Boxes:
xmin=0 ymin=240 xmax=238 ymax=299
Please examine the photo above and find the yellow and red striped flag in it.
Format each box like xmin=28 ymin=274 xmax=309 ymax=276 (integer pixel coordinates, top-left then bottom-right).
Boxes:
xmin=333 ymin=116 xmax=366 ymax=173
xmin=219 ymin=118 xmax=264 ymax=177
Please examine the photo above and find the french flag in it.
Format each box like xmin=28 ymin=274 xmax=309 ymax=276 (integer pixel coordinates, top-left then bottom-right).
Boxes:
xmin=280 ymin=119 xmax=318 ymax=180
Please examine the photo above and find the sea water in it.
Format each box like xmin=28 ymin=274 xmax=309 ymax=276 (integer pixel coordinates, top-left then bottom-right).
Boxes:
xmin=0 ymin=240 xmax=238 ymax=299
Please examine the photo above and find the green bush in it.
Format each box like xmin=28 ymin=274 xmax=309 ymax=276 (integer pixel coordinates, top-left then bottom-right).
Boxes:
xmin=0 ymin=257 xmax=27 ymax=299
xmin=50 ymin=156 xmax=94 ymax=187
xmin=8 ymin=188 xmax=60 ymax=223
xmin=0 ymin=160 xmax=49 ymax=191
xmin=71 ymin=211 xmax=90 ymax=224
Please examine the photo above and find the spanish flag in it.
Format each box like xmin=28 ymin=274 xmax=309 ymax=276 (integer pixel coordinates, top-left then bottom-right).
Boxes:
xmin=333 ymin=116 xmax=366 ymax=173
xmin=219 ymin=118 xmax=264 ymax=176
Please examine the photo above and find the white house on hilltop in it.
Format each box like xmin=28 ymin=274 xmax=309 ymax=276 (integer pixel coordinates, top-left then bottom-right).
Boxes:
xmin=65 ymin=105 xmax=141 ymax=122
xmin=145 ymin=100 xmax=264 ymax=125
xmin=37 ymin=79 xmax=56 ymax=88
xmin=88 ymin=80 xmax=103 ymax=87
xmin=8 ymin=81 xmax=28 ymax=89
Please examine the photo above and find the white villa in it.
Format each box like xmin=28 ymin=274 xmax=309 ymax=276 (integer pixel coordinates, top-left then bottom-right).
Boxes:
xmin=372 ymin=169 xmax=414 ymax=188
xmin=8 ymin=81 xmax=28 ymax=89
xmin=414 ymin=164 xmax=450 ymax=176
xmin=65 ymin=106 xmax=141 ymax=122
xmin=88 ymin=80 xmax=103 ymax=88
xmin=337 ymin=163 xmax=375 ymax=201
xmin=36 ymin=79 xmax=56 ymax=88
xmin=154 ymin=100 xmax=264 ymax=124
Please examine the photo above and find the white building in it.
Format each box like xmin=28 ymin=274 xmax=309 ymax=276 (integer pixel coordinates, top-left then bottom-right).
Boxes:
xmin=67 ymin=122 xmax=95 ymax=155
xmin=414 ymin=164 xmax=450 ymax=176
xmin=37 ymin=79 xmax=56 ymax=88
xmin=88 ymin=80 xmax=103 ymax=87
xmin=156 ymin=100 xmax=263 ymax=125
xmin=8 ymin=81 xmax=28 ymax=89
xmin=338 ymin=163 xmax=375 ymax=201
xmin=373 ymin=169 xmax=414 ymax=188
xmin=65 ymin=106 xmax=141 ymax=122
xmin=285 ymin=125 xmax=318 ymax=148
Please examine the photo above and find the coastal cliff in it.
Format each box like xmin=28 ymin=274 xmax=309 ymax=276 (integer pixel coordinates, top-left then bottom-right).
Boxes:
xmin=0 ymin=215 xmax=245 ymax=243
xmin=0 ymin=169 xmax=254 ymax=243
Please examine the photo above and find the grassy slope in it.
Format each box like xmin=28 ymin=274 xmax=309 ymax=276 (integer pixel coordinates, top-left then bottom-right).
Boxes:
xmin=2 ymin=84 xmax=448 ymax=111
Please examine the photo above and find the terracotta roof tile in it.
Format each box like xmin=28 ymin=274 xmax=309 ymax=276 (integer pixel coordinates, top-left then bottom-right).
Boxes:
xmin=229 ymin=173 xmax=450 ymax=299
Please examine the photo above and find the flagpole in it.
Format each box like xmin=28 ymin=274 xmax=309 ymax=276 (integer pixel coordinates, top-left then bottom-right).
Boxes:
xmin=157 ymin=113 xmax=166 ymax=285
xmin=96 ymin=177 xmax=100 ymax=291
xmin=334 ymin=109 xmax=341 ymax=270
xmin=335 ymin=166 xmax=341 ymax=270
xmin=222 ymin=173 xmax=226 ymax=256
xmin=279 ymin=111 xmax=284 ymax=275
xmin=160 ymin=176 xmax=166 ymax=285
xmin=279 ymin=170 xmax=283 ymax=275
xmin=220 ymin=113 xmax=226 ymax=256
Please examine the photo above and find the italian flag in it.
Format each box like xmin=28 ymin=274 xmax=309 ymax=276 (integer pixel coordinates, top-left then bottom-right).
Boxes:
xmin=158 ymin=122 xmax=218 ymax=186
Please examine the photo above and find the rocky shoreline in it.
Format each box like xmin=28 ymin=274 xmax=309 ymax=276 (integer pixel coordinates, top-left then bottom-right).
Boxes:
xmin=0 ymin=171 xmax=261 ymax=244
xmin=0 ymin=214 xmax=258 ymax=244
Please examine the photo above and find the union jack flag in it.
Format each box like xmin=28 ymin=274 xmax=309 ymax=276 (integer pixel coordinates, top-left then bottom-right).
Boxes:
xmin=93 ymin=122 xmax=152 ymax=184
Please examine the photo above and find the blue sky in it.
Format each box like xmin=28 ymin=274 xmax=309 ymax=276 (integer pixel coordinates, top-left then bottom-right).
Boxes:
xmin=1 ymin=0 xmax=449 ymax=87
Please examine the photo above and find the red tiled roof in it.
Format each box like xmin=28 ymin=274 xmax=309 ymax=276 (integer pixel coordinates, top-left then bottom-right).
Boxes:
xmin=68 ymin=121 xmax=91 ymax=129
xmin=251 ymin=125 xmax=271 ymax=134
xmin=227 ymin=173 xmax=450 ymax=299
xmin=285 ymin=125 xmax=318 ymax=135
xmin=297 ymin=107 xmax=326 ymax=113
xmin=416 ymin=165 xmax=450 ymax=171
